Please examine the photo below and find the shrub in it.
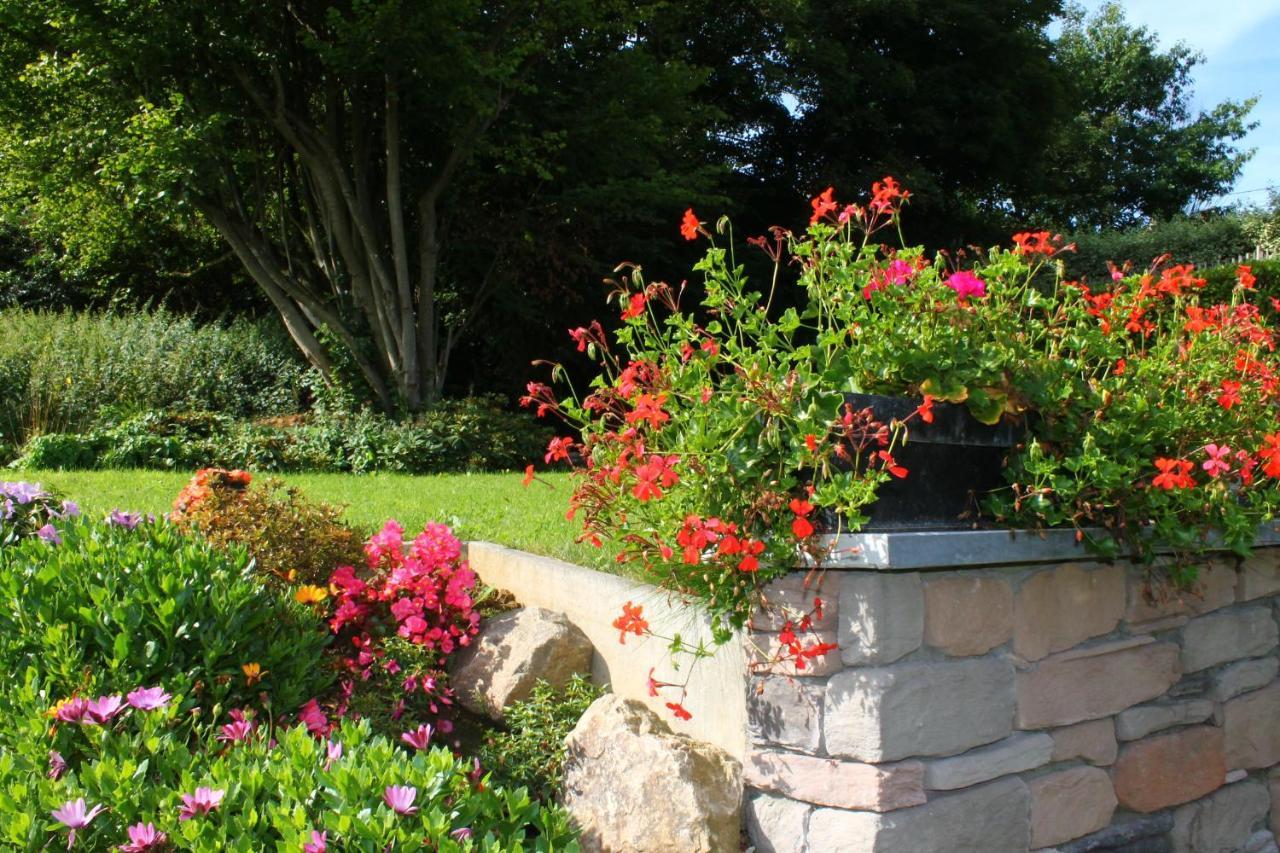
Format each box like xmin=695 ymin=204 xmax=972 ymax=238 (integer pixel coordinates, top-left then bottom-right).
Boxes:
xmin=0 ymin=480 xmax=80 ymax=545
xmin=1199 ymin=259 xmax=1280 ymax=304
xmin=170 ymin=469 xmax=364 ymax=587
xmin=0 ymin=309 xmax=305 ymax=447
xmin=477 ymin=676 xmax=602 ymax=803
xmin=0 ymin=517 xmax=333 ymax=715
xmin=0 ymin=677 xmax=578 ymax=851
xmin=1063 ymin=214 xmax=1252 ymax=282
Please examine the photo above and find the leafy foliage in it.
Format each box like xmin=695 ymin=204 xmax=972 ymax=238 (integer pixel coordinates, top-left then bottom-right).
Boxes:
xmin=0 ymin=517 xmax=332 ymax=715
xmin=477 ymin=676 xmax=602 ymax=803
xmin=1063 ymin=215 xmax=1254 ymax=283
xmin=0 ymin=682 xmax=578 ymax=851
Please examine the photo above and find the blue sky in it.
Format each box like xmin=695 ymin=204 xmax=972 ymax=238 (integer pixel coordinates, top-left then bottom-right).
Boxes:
xmin=1071 ymin=0 xmax=1280 ymax=208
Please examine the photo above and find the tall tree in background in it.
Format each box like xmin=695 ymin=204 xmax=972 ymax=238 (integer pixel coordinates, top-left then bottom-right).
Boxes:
xmin=1029 ymin=2 xmax=1256 ymax=229
xmin=0 ymin=1 xmax=731 ymax=410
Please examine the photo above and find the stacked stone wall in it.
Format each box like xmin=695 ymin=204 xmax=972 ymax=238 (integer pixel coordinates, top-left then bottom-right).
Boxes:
xmin=745 ymin=552 xmax=1280 ymax=852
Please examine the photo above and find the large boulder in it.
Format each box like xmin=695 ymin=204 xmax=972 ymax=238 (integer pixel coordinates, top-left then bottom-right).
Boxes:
xmin=448 ymin=606 xmax=593 ymax=720
xmin=562 ymin=694 xmax=742 ymax=853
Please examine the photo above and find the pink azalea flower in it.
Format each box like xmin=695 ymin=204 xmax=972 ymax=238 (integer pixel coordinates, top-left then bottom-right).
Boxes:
xmin=298 ymin=699 xmax=329 ymax=737
xmin=944 ymin=270 xmax=987 ymax=299
xmin=125 ymin=687 xmax=170 ymax=711
xmin=451 ymin=827 xmax=473 ymax=841
xmin=51 ymin=798 xmax=105 ymax=847
xmin=324 ymin=739 xmax=342 ymax=770
xmin=178 ymin=787 xmax=224 ymax=821
xmin=303 ymin=830 xmax=328 ymax=853
xmin=118 ymin=822 xmax=167 ymax=852
xmin=36 ymin=524 xmax=61 ymax=545
xmin=1202 ymin=444 xmax=1232 ymax=478
xmin=84 ymin=695 xmax=125 ymax=725
xmin=384 ymin=784 xmax=418 ymax=816
xmin=107 ymin=509 xmax=143 ymax=530
xmin=400 ymin=724 xmax=434 ymax=751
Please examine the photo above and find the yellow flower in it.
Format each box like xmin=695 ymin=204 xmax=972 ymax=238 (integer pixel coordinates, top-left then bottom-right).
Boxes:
xmin=294 ymin=585 xmax=328 ymax=605
xmin=47 ymin=697 xmax=73 ymax=718
xmin=242 ymin=662 xmax=267 ymax=686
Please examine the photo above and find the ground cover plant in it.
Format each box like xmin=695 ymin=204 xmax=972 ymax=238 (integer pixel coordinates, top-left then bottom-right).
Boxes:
xmin=0 ymin=481 xmax=584 ymax=850
xmin=526 ymin=179 xmax=1280 ymax=717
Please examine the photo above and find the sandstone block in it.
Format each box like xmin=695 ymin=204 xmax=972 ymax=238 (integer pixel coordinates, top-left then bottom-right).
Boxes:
xmin=923 ymin=574 xmax=1013 ymax=656
xmin=1245 ymin=830 xmax=1280 ymax=853
xmin=1210 ymin=657 xmax=1280 ymax=702
xmin=448 ymin=607 xmax=593 ymax=720
xmin=1181 ymin=607 xmax=1278 ymax=672
xmin=1112 ymin=725 xmax=1226 ymax=813
xmin=747 ymin=676 xmax=824 ymax=753
xmin=1051 ymin=718 xmax=1118 ymax=766
xmin=1171 ymin=779 xmax=1270 ymax=853
xmin=1222 ymin=681 xmax=1280 ymax=769
xmin=752 ymin=571 xmax=837 ymax=632
xmin=837 ymin=572 xmax=923 ymax=666
xmin=561 ymin=695 xmax=740 ymax=853
xmin=807 ymin=777 xmax=1031 ymax=853
xmin=743 ymin=791 xmax=810 ymax=853
xmin=1029 ymin=766 xmax=1118 ymax=849
xmin=745 ymin=750 xmax=926 ymax=812
xmin=1015 ymin=642 xmax=1181 ymax=729
xmin=748 ymin=629 xmax=842 ymax=677
xmin=923 ymin=733 xmax=1053 ymax=790
xmin=1115 ymin=699 xmax=1215 ymax=741
xmin=1238 ymin=551 xmax=1280 ymax=601
xmin=1014 ymin=563 xmax=1125 ymax=661
xmin=1126 ymin=561 xmax=1237 ymax=625
xmin=825 ymin=657 xmax=1014 ymax=762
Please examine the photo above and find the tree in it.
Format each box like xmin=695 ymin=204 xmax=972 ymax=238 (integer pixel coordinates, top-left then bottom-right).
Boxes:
xmin=0 ymin=1 xmax=732 ymax=410
xmin=1028 ymin=2 xmax=1256 ymax=229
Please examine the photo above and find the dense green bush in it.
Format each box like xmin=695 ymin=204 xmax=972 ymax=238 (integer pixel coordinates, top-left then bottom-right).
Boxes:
xmin=0 ymin=518 xmax=332 ymax=714
xmin=0 ymin=309 xmax=305 ymax=448
xmin=1199 ymin=258 xmax=1280 ymax=303
xmin=0 ymin=683 xmax=578 ymax=851
xmin=1063 ymin=215 xmax=1252 ymax=282
xmin=477 ymin=676 xmax=602 ymax=803
xmin=12 ymin=395 xmax=551 ymax=474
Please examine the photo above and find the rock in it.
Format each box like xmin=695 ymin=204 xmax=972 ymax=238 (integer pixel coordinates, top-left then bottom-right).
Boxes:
xmin=1016 ymin=642 xmax=1181 ymax=729
xmin=1051 ymin=718 xmax=1118 ymax=766
xmin=743 ymin=791 xmax=810 ymax=853
xmin=1180 ymin=607 xmax=1278 ymax=672
xmin=923 ymin=733 xmax=1053 ymax=791
xmin=751 ymin=572 xmax=837 ymax=632
xmin=447 ymin=607 xmax=594 ymax=720
xmin=1115 ymin=699 xmax=1214 ymax=741
xmin=744 ymin=750 xmax=925 ymax=811
xmin=1014 ymin=563 xmax=1125 ymax=661
xmin=1167 ymin=671 xmax=1212 ymax=699
xmin=1170 ymin=779 xmax=1269 ymax=853
xmin=1221 ymin=682 xmax=1280 ymax=769
xmin=807 ymin=777 xmax=1031 ymax=853
xmin=561 ymin=695 xmax=740 ymax=853
xmin=837 ymin=572 xmax=923 ymax=666
xmin=922 ymin=574 xmax=1013 ymax=656
xmin=749 ymin=629 xmax=842 ymax=677
xmin=747 ymin=676 xmax=824 ymax=753
xmin=1112 ymin=726 xmax=1226 ymax=813
xmin=1226 ymin=769 xmax=1249 ymax=785
xmin=1271 ymin=768 xmax=1280 ymax=837
xmin=1210 ymin=657 xmax=1279 ymax=702
xmin=1237 ymin=551 xmax=1280 ymax=601
xmin=1057 ymin=813 xmax=1174 ymax=853
xmin=1029 ymin=767 xmax=1118 ymax=848
xmin=1245 ymin=830 xmax=1279 ymax=853
xmin=825 ymin=657 xmax=1014 ymax=762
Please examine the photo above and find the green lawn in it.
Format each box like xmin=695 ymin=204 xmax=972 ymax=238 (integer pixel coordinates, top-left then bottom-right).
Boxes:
xmin=10 ymin=468 xmax=614 ymax=570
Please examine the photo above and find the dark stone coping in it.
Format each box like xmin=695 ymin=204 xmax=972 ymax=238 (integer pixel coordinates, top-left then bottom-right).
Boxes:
xmin=814 ymin=523 xmax=1280 ymax=571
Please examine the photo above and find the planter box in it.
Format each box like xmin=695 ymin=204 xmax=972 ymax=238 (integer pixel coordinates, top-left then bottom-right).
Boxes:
xmin=837 ymin=393 xmax=1020 ymax=531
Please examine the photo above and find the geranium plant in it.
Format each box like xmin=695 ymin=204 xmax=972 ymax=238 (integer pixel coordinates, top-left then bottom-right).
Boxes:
xmin=525 ymin=179 xmax=1280 ymax=713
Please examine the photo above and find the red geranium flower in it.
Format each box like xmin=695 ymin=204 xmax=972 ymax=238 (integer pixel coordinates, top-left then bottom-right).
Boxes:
xmin=809 ymin=187 xmax=838 ymax=225
xmin=680 ymin=208 xmax=701 ymax=241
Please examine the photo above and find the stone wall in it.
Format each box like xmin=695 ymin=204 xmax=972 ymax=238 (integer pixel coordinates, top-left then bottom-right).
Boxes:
xmin=745 ymin=549 xmax=1280 ymax=853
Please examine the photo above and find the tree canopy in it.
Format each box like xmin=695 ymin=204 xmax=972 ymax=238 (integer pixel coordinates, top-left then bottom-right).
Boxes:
xmin=0 ymin=0 xmax=1259 ymax=407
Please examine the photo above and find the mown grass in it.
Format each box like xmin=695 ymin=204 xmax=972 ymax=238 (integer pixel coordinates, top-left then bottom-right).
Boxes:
xmin=10 ymin=468 xmax=614 ymax=570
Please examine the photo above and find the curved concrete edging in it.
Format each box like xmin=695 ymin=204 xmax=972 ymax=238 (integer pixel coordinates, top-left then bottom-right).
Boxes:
xmin=464 ymin=541 xmax=748 ymax=759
